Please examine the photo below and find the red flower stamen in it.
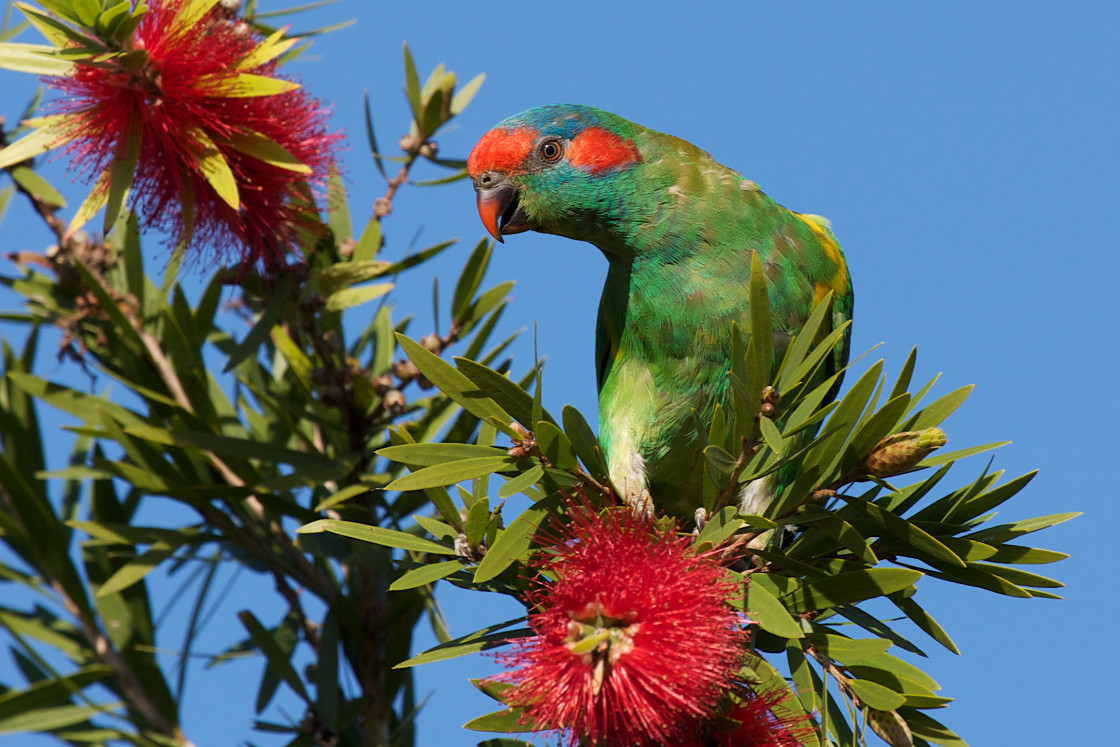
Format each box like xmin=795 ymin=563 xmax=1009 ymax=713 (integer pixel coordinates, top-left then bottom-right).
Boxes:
xmin=489 ymin=500 xmax=748 ymax=747
xmin=47 ymin=0 xmax=339 ymax=272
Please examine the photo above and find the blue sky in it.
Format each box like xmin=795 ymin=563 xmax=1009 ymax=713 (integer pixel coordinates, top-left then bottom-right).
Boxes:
xmin=2 ymin=1 xmax=1118 ymax=745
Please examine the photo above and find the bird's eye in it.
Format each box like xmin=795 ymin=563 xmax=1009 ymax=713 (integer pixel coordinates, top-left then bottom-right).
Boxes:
xmin=538 ymin=139 xmax=563 ymax=163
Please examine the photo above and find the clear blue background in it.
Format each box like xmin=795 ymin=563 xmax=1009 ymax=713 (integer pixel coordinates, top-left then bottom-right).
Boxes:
xmin=2 ymin=1 xmax=1117 ymax=745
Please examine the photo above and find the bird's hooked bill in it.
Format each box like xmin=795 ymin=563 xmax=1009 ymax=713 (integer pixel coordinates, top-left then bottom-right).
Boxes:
xmin=474 ymin=178 xmax=532 ymax=242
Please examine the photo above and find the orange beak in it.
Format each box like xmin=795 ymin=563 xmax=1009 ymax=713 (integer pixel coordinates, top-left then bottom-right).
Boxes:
xmin=473 ymin=176 xmax=532 ymax=243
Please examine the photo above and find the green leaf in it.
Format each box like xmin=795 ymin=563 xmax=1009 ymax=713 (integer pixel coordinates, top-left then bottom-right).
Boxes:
xmin=8 ymin=165 xmax=65 ymax=207
xmin=901 ymin=709 xmax=970 ymax=747
xmin=463 ymin=709 xmax=525 ymax=733
xmin=902 ymin=385 xmax=973 ymax=431
xmin=189 ymin=126 xmax=239 ymax=208
xmin=378 ymin=443 xmax=510 ymax=466
xmin=563 ymin=404 xmax=608 ymax=477
xmin=535 ymin=420 xmax=576 ymax=471
xmin=455 ymin=356 xmax=554 ymax=428
xmin=389 ymin=560 xmax=464 ymax=591
xmin=465 ymin=497 xmax=490 ymax=547
xmin=746 ymin=579 xmax=803 ymax=639
xmin=810 ymin=633 xmax=891 ymax=663
xmin=221 ymin=292 xmax=283 ymax=373
xmin=777 ymin=293 xmax=832 ymax=391
xmin=951 ymin=470 xmax=1037 ymax=522
xmin=210 ymin=73 xmax=301 ymax=98
xmin=497 ymin=463 xmax=545 ymax=499
xmin=923 ymin=563 xmax=1033 ymax=598
xmin=797 ymin=505 xmax=878 ymax=565
xmin=788 ymin=568 xmax=923 ymax=612
xmin=804 ymin=360 xmax=883 ymax=474
xmin=0 ymin=704 xmax=116 ymax=734
xmin=450 ymin=72 xmax=485 ymax=115
xmin=225 ymin=130 xmax=311 ymax=173
xmin=103 ymin=113 xmax=141 ymax=232
xmin=846 ymin=393 xmax=911 ymax=463
xmin=353 ymin=214 xmax=383 ymax=262
xmin=849 ymin=678 xmax=906 ymax=710
xmin=397 ymin=333 xmax=514 ymax=435
xmin=917 ymin=441 xmax=1009 ymax=467
xmin=890 ymin=595 xmax=959 ymax=654
xmin=401 ymin=42 xmax=422 ymax=122
xmin=969 ymin=562 xmax=1063 ymax=589
xmin=888 ymin=347 xmax=918 ymax=401
xmin=367 ymin=88 xmax=389 ymax=179
xmin=235 ymin=25 xmax=299 ymax=70
xmin=694 ymin=506 xmax=746 ymax=549
xmin=238 ymin=610 xmax=310 ymax=703
xmin=0 ymin=41 xmax=73 ymax=74
xmin=396 ymin=621 xmax=531 ymax=668
xmin=65 ymin=169 xmax=109 ymax=237
xmin=848 ymin=651 xmax=941 ymax=692
xmin=843 ymin=494 xmax=965 ymax=568
xmin=964 ymin=512 xmax=1080 ymax=544
xmin=758 ymin=415 xmax=784 ymax=454
xmin=298 ymin=519 xmax=456 ymax=555
xmin=326 ymin=163 xmax=351 ymax=242
xmin=474 ymin=505 xmax=548 ymax=583
xmin=16 ymin=4 xmax=88 ymax=47
xmin=452 ymin=238 xmax=492 ymax=320
xmin=983 ymin=544 xmax=1068 ymax=565
xmin=385 ymin=456 xmax=518 ymax=492
xmin=312 ymin=611 xmax=340 ymax=732
xmin=313 ymin=259 xmax=392 ymax=293
xmin=95 ymin=543 xmax=176 ymax=597
xmin=324 ymin=282 xmax=393 ymax=311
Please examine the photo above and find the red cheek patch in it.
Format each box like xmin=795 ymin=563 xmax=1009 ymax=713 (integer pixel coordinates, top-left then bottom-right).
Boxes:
xmin=468 ymin=127 xmax=535 ymax=175
xmin=566 ymin=126 xmax=642 ymax=174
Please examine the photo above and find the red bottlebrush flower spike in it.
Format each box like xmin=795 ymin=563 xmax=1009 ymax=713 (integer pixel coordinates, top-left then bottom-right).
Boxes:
xmin=43 ymin=0 xmax=339 ymax=272
xmin=713 ymin=685 xmax=816 ymax=747
xmin=489 ymin=500 xmax=747 ymax=747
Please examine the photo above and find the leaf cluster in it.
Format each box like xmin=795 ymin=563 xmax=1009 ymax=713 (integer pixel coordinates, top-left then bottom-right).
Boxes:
xmin=321 ymin=257 xmax=1072 ymax=747
xmin=0 ymin=32 xmax=506 ymax=746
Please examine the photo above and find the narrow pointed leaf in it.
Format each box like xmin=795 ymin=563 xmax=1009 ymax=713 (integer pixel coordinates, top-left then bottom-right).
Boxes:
xmin=473 ymin=505 xmax=548 ymax=583
xmin=389 ymin=560 xmax=464 ymax=591
xmin=298 ymin=519 xmax=456 ymax=555
xmin=746 ymin=579 xmax=803 ymax=638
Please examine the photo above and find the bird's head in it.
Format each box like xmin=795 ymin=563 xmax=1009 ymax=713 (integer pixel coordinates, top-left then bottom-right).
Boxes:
xmin=467 ymin=104 xmax=644 ymax=244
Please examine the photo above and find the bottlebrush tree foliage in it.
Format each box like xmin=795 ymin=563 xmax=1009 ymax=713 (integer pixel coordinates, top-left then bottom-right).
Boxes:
xmin=0 ymin=2 xmax=1073 ymax=747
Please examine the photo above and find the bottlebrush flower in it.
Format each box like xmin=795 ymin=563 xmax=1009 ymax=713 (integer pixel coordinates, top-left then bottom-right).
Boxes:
xmin=489 ymin=501 xmax=747 ymax=747
xmin=712 ymin=685 xmax=816 ymax=747
xmin=16 ymin=0 xmax=339 ymax=271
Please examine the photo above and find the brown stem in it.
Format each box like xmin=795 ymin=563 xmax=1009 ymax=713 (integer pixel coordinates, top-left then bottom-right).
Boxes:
xmin=805 ymin=643 xmax=863 ymax=708
xmin=53 ymin=580 xmax=193 ymax=744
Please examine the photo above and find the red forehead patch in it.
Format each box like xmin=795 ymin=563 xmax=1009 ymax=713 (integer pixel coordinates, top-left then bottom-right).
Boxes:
xmin=567 ymin=126 xmax=642 ymax=174
xmin=468 ymin=127 xmax=534 ymax=175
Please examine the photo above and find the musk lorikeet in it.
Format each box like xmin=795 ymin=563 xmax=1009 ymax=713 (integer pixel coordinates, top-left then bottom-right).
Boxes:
xmin=467 ymin=104 xmax=853 ymax=519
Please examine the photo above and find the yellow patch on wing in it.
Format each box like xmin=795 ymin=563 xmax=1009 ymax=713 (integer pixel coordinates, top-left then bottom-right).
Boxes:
xmin=797 ymin=212 xmax=849 ymax=306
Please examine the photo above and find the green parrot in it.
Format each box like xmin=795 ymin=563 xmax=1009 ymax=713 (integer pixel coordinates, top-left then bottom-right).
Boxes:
xmin=467 ymin=104 xmax=852 ymax=519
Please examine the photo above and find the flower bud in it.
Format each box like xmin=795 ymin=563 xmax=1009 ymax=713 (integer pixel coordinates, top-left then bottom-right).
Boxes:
xmin=419 ymin=332 xmax=441 ymax=353
xmin=863 ymin=428 xmax=947 ymax=478
xmin=382 ymin=389 xmax=406 ymax=416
